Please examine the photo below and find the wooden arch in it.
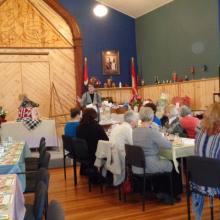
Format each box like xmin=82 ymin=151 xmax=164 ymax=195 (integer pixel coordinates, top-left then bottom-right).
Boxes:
xmin=44 ymin=0 xmax=83 ymax=96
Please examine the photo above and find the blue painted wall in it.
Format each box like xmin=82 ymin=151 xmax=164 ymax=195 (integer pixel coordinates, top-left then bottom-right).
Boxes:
xmin=59 ymin=0 xmax=137 ymax=86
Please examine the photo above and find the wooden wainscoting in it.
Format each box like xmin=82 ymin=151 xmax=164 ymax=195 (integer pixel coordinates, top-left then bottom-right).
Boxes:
xmin=97 ymin=87 xmax=133 ymax=104
xmin=97 ymin=78 xmax=219 ymax=110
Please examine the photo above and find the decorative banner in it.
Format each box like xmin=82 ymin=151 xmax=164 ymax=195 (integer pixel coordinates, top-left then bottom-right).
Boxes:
xmin=83 ymin=57 xmax=88 ymax=86
xmin=131 ymin=57 xmax=138 ymax=95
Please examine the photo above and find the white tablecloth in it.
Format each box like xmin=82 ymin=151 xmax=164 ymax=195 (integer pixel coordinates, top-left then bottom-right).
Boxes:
xmin=1 ymin=120 xmax=58 ymax=148
xmin=159 ymin=138 xmax=195 ymax=173
xmin=0 ymin=174 xmax=25 ymax=220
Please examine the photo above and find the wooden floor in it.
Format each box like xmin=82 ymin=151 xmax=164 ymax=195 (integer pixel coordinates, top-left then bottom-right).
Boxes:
xmin=47 ymin=167 xmax=220 ymax=220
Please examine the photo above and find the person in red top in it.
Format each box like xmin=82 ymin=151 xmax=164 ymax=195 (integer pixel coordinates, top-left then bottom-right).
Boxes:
xmin=179 ymin=105 xmax=200 ymax=138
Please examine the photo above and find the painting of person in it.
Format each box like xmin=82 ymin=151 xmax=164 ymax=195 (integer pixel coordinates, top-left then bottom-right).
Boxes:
xmin=105 ymin=57 xmax=112 ymax=70
xmin=102 ymin=50 xmax=120 ymax=75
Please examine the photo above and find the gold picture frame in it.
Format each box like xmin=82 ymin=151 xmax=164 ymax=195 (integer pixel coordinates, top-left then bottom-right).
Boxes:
xmin=102 ymin=50 xmax=120 ymax=75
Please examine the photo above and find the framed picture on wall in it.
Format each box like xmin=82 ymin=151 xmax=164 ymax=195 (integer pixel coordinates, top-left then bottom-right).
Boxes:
xmin=102 ymin=50 xmax=120 ymax=75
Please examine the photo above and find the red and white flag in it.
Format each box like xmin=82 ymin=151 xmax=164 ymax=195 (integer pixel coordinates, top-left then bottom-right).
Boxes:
xmin=131 ymin=57 xmax=138 ymax=95
xmin=83 ymin=57 xmax=88 ymax=86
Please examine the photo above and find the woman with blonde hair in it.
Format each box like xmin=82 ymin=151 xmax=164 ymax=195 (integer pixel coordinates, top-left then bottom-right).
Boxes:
xmin=192 ymin=102 xmax=220 ymax=219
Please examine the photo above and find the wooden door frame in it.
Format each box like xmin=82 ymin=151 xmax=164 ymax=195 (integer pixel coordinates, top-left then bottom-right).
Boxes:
xmin=44 ymin=0 xmax=83 ymax=96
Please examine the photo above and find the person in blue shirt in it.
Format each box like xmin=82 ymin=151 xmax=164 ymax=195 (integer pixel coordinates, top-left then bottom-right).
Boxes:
xmin=144 ymin=102 xmax=162 ymax=127
xmin=64 ymin=107 xmax=81 ymax=137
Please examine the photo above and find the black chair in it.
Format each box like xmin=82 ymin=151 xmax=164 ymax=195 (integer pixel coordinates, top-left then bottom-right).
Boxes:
xmin=47 ymin=200 xmax=64 ymax=220
xmin=186 ymin=156 xmax=220 ymax=220
xmin=125 ymin=144 xmax=174 ymax=211
xmin=24 ymin=181 xmax=47 ymax=220
xmin=39 ymin=151 xmax=51 ymax=169
xmin=25 ymin=168 xmax=50 ymax=193
xmin=25 ymin=168 xmax=50 ymax=218
xmin=25 ymin=137 xmax=46 ymax=171
xmin=62 ymin=135 xmax=94 ymax=191
xmin=62 ymin=135 xmax=75 ymax=181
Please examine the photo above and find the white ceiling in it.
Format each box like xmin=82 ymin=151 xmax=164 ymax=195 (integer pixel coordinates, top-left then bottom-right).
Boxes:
xmin=96 ymin=0 xmax=174 ymax=18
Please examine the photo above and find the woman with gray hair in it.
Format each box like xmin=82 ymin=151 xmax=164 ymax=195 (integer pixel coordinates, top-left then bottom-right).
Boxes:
xmin=164 ymin=104 xmax=187 ymax=137
xmin=133 ymin=106 xmax=182 ymax=202
xmin=179 ymin=105 xmax=200 ymax=138
xmin=133 ymin=107 xmax=172 ymax=174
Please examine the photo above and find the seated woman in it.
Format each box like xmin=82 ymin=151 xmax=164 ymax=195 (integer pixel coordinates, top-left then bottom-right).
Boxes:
xmin=133 ymin=107 xmax=182 ymax=202
xmin=76 ymin=108 xmax=108 ymax=164
xmin=164 ymin=104 xmax=187 ymax=137
xmin=64 ymin=107 xmax=81 ymax=138
xmin=144 ymin=102 xmax=162 ymax=128
xmin=192 ymin=103 xmax=220 ymax=219
xmin=179 ymin=105 xmax=200 ymax=138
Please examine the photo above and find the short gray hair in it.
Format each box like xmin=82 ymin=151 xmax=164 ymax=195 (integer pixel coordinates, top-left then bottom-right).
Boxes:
xmin=124 ymin=111 xmax=139 ymax=123
xmin=179 ymin=105 xmax=191 ymax=117
xmin=165 ymin=104 xmax=179 ymax=118
xmin=139 ymin=107 xmax=154 ymax=122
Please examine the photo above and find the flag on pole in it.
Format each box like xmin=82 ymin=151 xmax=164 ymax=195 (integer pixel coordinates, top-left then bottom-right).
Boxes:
xmin=131 ymin=57 xmax=138 ymax=95
xmin=83 ymin=57 xmax=89 ymax=86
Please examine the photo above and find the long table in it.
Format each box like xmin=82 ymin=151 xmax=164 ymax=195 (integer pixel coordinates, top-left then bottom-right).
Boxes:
xmin=159 ymin=138 xmax=195 ymax=173
xmin=0 ymin=174 xmax=25 ymax=220
xmin=0 ymin=142 xmax=31 ymax=191
xmin=0 ymin=119 xmax=58 ymax=148
xmin=95 ymin=138 xmax=195 ymax=186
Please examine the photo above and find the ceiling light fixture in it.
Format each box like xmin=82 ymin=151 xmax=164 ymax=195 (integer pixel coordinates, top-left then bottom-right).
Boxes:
xmin=93 ymin=4 xmax=108 ymax=17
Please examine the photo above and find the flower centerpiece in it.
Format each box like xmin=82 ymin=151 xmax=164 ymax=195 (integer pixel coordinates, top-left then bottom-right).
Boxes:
xmin=0 ymin=106 xmax=7 ymax=124
xmin=129 ymin=94 xmax=143 ymax=112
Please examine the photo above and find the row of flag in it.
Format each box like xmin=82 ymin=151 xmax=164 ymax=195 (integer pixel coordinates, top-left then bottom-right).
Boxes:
xmin=83 ymin=57 xmax=138 ymax=96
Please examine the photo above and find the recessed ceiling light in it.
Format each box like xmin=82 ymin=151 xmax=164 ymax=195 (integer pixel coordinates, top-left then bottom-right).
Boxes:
xmin=93 ymin=4 xmax=108 ymax=17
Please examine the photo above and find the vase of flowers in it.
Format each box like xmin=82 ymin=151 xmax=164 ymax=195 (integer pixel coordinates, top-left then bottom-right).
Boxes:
xmin=129 ymin=95 xmax=143 ymax=112
xmin=0 ymin=106 xmax=7 ymax=124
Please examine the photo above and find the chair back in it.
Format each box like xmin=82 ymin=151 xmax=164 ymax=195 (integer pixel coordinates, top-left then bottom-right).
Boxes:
xmin=72 ymin=138 xmax=89 ymax=162
xmin=186 ymin=156 xmax=220 ymax=188
xmin=125 ymin=144 xmax=145 ymax=168
xmin=39 ymin=137 xmax=46 ymax=157
xmin=33 ymin=181 xmax=47 ymax=220
xmin=36 ymin=168 xmax=50 ymax=190
xmin=47 ymin=200 xmax=64 ymax=220
xmin=39 ymin=152 xmax=51 ymax=169
xmin=62 ymin=135 xmax=73 ymax=153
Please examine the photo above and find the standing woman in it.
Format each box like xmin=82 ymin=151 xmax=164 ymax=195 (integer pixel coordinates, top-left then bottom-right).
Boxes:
xmin=192 ymin=103 xmax=220 ymax=219
xmin=77 ymin=83 xmax=102 ymax=108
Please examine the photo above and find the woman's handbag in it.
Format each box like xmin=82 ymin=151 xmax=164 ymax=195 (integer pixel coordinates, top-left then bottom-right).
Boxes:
xmin=122 ymin=167 xmax=133 ymax=193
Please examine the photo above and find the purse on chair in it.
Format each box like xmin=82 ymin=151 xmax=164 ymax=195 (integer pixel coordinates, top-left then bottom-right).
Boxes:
xmin=122 ymin=167 xmax=133 ymax=194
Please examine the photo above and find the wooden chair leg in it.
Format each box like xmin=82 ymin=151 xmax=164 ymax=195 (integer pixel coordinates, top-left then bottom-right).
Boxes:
xmin=73 ymin=159 xmax=77 ymax=186
xmin=210 ymin=197 xmax=214 ymax=220
xmin=88 ymin=177 xmax=92 ymax=192
xmin=63 ymin=156 xmax=66 ymax=180
xmin=123 ymin=192 xmax=127 ymax=202
xmin=118 ymin=185 xmax=121 ymax=201
xmin=45 ymin=193 xmax=48 ymax=219
xmin=169 ymin=173 xmax=174 ymax=204
xmin=186 ymin=190 xmax=191 ymax=220
xmin=142 ymin=175 xmax=146 ymax=211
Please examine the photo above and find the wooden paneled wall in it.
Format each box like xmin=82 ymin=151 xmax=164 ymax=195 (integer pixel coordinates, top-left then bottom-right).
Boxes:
xmin=0 ymin=48 xmax=76 ymax=121
xmin=97 ymin=87 xmax=132 ymax=104
xmin=0 ymin=0 xmax=77 ymax=123
xmin=97 ymin=78 xmax=219 ymax=110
